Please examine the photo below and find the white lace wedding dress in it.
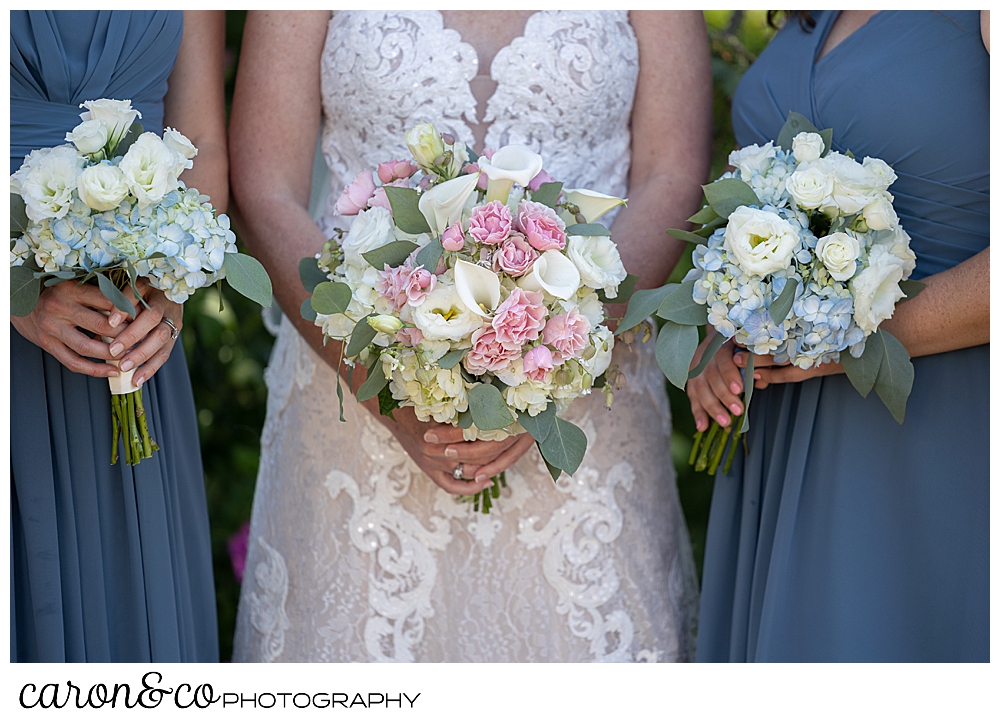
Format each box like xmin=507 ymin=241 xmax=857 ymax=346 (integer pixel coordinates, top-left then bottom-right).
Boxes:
xmin=232 ymin=9 xmax=698 ymax=663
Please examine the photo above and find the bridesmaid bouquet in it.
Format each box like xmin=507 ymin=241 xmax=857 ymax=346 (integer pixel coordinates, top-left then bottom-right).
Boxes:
xmin=301 ymin=122 xmax=637 ymax=512
xmin=621 ymin=112 xmax=922 ymax=474
xmin=10 ymin=99 xmax=272 ymax=465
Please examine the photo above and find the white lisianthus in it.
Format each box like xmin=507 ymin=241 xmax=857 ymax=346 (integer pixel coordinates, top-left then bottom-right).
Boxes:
xmin=785 ymin=165 xmax=833 ymax=210
xmin=17 ymin=146 xmax=86 ymax=222
xmin=418 ymin=171 xmax=480 ymax=235
xmin=729 ymin=142 xmax=777 ymax=178
xmin=565 ymin=234 xmax=627 ymax=298
xmin=65 ymin=120 xmax=109 ymax=155
xmin=411 ymin=283 xmax=484 ymax=342
xmin=561 ymin=290 xmax=604 ymax=328
xmin=78 ymin=98 xmax=141 ymax=146
xmin=792 ymin=132 xmax=825 ymax=164
xmin=340 ymin=206 xmax=396 ymax=268
xmin=862 ymin=156 xmax=897 ymax=192
xmin=821 ymin=152 xmax=875 ymax=215
xmin=723 ymin=206 xmax=800 ymax=277
xmin=850 ymin=244 xmax=907 ymax=334
xmin=405 ymin=122 xmax=446 ymax=170
xmin=816 ymin=231 xmax=861 ymax=281
xmin=580 ymin=326 xmax=614 ymax=379
xmin=76 ymin=163 xmax=129 ymax=211
xmin=163 ymin=127 xmax=197 ymax=176
xmin=368 ymin=314 xmax=403 ymax=335
xmin=118 ymin=132 xmax=179 ymax=206
xmin=885 ymin=226 xmax=917 ymax=277
xmin=862 ymin=192 xmax=898 ymax=231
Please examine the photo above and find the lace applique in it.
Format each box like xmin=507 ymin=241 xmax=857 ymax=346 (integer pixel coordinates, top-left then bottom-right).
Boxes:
xmin=246 ymin=537 xmax=291 ymax=663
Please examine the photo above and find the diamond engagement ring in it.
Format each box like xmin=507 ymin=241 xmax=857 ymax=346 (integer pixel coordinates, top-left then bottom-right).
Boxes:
xmin=162 ymin=317 xmax=180 ymax=340
xmin=452 ymin=464 xmax=465 ymax=480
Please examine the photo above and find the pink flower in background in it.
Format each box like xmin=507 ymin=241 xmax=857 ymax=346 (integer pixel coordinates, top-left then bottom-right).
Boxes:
xmin=516 ymin=200 xmax=566 ymax=251
xmin=418 ymin=175 xmax=434 ymax=191
xmin=396 ymin=327 xmax=423 ymax=347
xmin=462 ymin=162 xmax=489 ymax=190
xmin=375 ymin=263 xmax=411 ymax=309
xmin=368 ymin=178 xmax=408 ymax=212
xmin=492 ymin=288 xmax=546 ymax=347
xmin=377 ymin=159 xmax=418 ymax=184
xmin=227 ymin=520 xmax=250 ymax=584
xmin=543 ymin=308 xmax=590 ymax=358
xmin=441 ymin=221 xmax=466 ymax=251
xmin=468 ymin=201 xmax=512 ymax=245
xmin=333 ymin=169 xmax=376 ymax=216
xmin=404 ymin=266 xmax=436 ymax=305
xmin=527 ymin=168 xmax=555 ymax=192
xmin=492 ymin=232 xmax=537 ymax=277
xmin=522 ymin=345 xmax=554 ymax=382
xmin=464 ymin=326 xmax=521 ymax=374
xmin=480 ymin=148 xmax=496 ymax=160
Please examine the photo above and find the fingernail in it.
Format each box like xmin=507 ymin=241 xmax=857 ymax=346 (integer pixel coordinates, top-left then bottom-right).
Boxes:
xmin=696 ymin=420 xmax=707 ymax=432
xmin=134 ymin=376 xmax=144 ymax=388
xmin=730 ymin=404 xmax=742 ymax=415
xmin=716 ymin=415 xmax=730 ymax=426
xmin=444 ymin=447 xmax=458 ymax=458
xmin=109 ymin=342 xmax=123 ymax=357
xmin=730 ymin=382 xmax=741 ymax=394
xmin=754 ymin=373 xmax=761 ymax=380
xmin=733 ymin=354 xmax=743 ymax=365
xmin=109 ymin=313 xmax=121 ymax=327
xmin=423 ymin=432 xmax=439 ymax=443
xmin=475 ymin=475 xmax=487 ymax=485
xmin=120 ymin=359 xmax=134 ymax=372
xmin=108 ymin=370 xmax=119 ymax=377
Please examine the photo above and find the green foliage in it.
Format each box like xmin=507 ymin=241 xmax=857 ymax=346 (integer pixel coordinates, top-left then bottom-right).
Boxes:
xmin=414 ymin=237 xmax=443 ymax=271
xmin=769 ymin=278 xmax=798 ymax=325
xmin=656 ymin=320 xmax=700 ymax=390
xmin=10 ymin=265 xmax=40 ymax=317
xmin=702 ymin=177 xmax=761 ymax=218
xmin=361 ymin=240 xmax=419 ymax=269
xmin=384 ymin=186 xmax=431 ymax=234
xmin=656 ymin=280 xmax=709 ymax=326
xmin=564 ymin=223 xmax=611 ymax=236
xmin=468 ymin=383 xmax=516 ymax=431
xmin=530 ymin=181 xmax=562 ymax=208
xmin=223 ymin=252 xmax=273 ymax=308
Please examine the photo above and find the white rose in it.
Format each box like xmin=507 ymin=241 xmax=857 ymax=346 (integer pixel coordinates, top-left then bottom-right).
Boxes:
xmin=816 ymin=231 xmax=861 ymax=281
xmin=785 ymin=165 xmax=834 ymax=210
xmin=850 ymin=245 xmax=907 ymax=334
xmin=163 ymin=127 xmax=198 ymax=176
xmin=862 ymin=157 xmax=897 ymax=192
xmin=580 ymin=326 xmax=614 ymax=379
xmin=885 ymin=226 xmax=917 ymax=277
xmin=861 ymin=192 xmax=898 ymax=231
xmin=729 ymin=142 xmax=777 ymax=178
xmin=76 ymin=163 xmax=129 ymax=211
xmin=723 ymin=206 xmax=801 ymax=277
xmin=118 ymin=132 xmax=179 ymax=206
xmin=17 ymin=146 xmax=86 ymax=222
xmin=792 ymin=132 xmax=825 ymax=164
xmin=340 ymin=206 xmax=396 ymax=267
xmin=65 ymin=119 xmax=110 ymax=155
xmin=411 ymin=283 xmax=484 ymax=342
xmin=566 ymin=234 xmax=627 ymax=298
xmin=78 ymin=99 xmax=141 ymax=146
xmin=821 ymin=152 xmax=875 ymax=215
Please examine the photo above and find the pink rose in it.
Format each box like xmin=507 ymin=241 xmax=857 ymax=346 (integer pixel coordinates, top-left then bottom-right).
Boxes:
xmin=377 ymin=159 xmax=418 ymax=184
xmin=368 ymin=178 xmax=408 ymax=212
xmin=374 ymin=264 xmax=410 ymax=310
xmin=542 ymin=308 xmax=590 ymax=358
xmin=468 ymin=201 xmax=513 ymax=245
xmin=481 ymin=148 xmax=496 ymax=161
xmin=492 ymin=232 xmax=538 ymax=277
xmin=462 ymin=162 xmax=489 ymax=190
xmin=516 ymin=200 xmax=566 ymax=251
xmin=464 ymin=326 xmax=521 ymax=375
xmin=491 ymin=288 xmax=546 ymax=347
xmin=441 ymin=221 xmax=466 ymax=252
xmin=404 ymin=266 xmax=436 ymax=305
xmin=522 ymin=345 xmax=554 ymax=382
xmin=333 ymin=169 xmax=376 ymax=216
xmin=396 ymin=327 xmax=424 ymax=347
xmin=527 ymin=168 xmax=555 ymax=192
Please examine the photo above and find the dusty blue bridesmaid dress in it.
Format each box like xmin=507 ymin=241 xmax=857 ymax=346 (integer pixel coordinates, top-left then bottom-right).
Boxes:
xmin=697 ymin=11 xmax=989 ymax=662
xmin=10 ymin=10 xmax=218 ymax=662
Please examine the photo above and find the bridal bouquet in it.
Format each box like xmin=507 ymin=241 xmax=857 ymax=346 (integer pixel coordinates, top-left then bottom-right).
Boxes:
xmin=301 ymin=123 xmax=636 ymax=512
xmin=10 ymin=99 xmax=272 ymax=465
xmin=620 ymin=112 xmax=921 ymax=475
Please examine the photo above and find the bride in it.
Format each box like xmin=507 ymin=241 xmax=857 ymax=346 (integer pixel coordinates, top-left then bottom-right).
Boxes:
xmin=230 ymin=10 xmax=710 ymax=662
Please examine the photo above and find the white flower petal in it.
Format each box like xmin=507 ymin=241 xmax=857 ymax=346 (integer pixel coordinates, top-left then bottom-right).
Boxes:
xmin=478 ymin=145 xmax=544 ymax=187
xmin=418 ymin=172 xmax=480 ymax=235
xmin=562 ymin=189 xmax=627 ymax=223
xmin=454 ymin=259 xmax=501 ymax=317
xmin=528 ymin=250 xmax=580 ymax=300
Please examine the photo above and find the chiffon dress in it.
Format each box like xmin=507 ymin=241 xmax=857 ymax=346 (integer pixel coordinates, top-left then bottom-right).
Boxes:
xmin=10 ymin=10 xmax=218 ymax=662
xmin=696 ymin=10 xmax=989 ymax=662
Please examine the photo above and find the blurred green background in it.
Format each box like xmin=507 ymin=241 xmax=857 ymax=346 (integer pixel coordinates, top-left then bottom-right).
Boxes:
xmin=199 ymin=10 xmax=777 ymax=660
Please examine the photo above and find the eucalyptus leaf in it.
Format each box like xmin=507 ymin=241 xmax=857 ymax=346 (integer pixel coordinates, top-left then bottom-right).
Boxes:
xmin=310 ymin=281 xmax=352 ymax=315
xmin=299 ymin=257 xmax=329 ymax=293
xmin=344 ymin=314 xmax=377 ymax=357
xmin=465 ymin=145 xmax=479 ymax=164
xmin=97 ymin=273 xmax=136 ymax=319
xmin=666 ymin=228 xmax=705 ymax=245
xmin=872 ymin=330 xmax=914 ymax=424
xmin=768 ymin=278 xmax=798 ymax=325
xmin=597 ymin=273 xmax=638 ymax=304
xmin=702 ymin=178 xmax=761 ymax=219
xmin=539 ymin=416 xmax=587 ymax=476
xmin=356 ymin=355 xmax=389 ymax=402
xmin=414 ymin=237 xmax=443 ymax=271
xmin=457 ymin=409 xmax=474 ymax=429
xmin=776 ymin=111 xmax=820 ymax=152
xmin=10 ymin=265 xmax=40 ymax=317
xmin=841 ymin=334 xmax=883 ymax=398
xmin=436 ymin=348 xmax=466 ymax=369
xmin=898 ymin=279 xmax=926 ymax=302
xmin=44 ymin=276 xmax=69 ymax=287
xmin=10 ymin=193 xmax=29 ymax=238
xmin=490 ymin=376 xmax=509 ymax=393
xmin=688 ymin=205 xmax=719 ymax=225
xmin=111 ymin=121 xmax=143 ymax=158
xmin=656 ymin=320 xmax=699 ymax=390
xmin=845 ymin=149 xmax=856 ymax=160
xmin=223 ymin=252 xmax=273 ymax=307
xmin=616 ymin=283 xmax=675 ymax=335
xmin=468 ymin=383 xmax=516 ymax=431
xmin=738 ymin=352 xmax=755 ymax=434
xmin=43 ymin=270 xmax=77 ymax=280
xmin=384 ymin=186 xmax=431 ymax=235
xmin=688 ymin=332 xmax=728 ymax=380
xmin=377 ymin=383 xmax=399 ymax=420
xmin=300 ymin=296 xmax=317 ymax=322
xmin=695 ymin=216 xmax=727 ymax=236
xmin=361 ymin=240 xmax=419 ymax=269
xmin=819 ymin=128 xmax=834 ymax=157
xmin=565 ymin=223 xmax=611 ymax=237
xmin=517 ymin=402 xmax=556 ymax=444
xmin=540 ymin=443 xmax=562 ymax=483
xmin=656 ymin=280 xmax=709 ymax=326
xmin=531 ymin=181 xmax=563 ymax=208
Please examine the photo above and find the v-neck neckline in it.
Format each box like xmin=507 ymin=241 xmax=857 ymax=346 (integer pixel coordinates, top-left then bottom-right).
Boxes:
xmin=814 ymin=11 xmax=886 ymax=66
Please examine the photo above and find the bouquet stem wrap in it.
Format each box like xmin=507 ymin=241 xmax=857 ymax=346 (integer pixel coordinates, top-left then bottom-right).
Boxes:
xmin=104 ymin=337 xmax=157 ymax=465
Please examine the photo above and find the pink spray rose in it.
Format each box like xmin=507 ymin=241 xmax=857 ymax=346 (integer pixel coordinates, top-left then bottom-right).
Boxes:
xmin=542 ymin=308 xmax=590 ymax=358
xmin=396 ymin=327 xmax=424 ymax=347
xmin=404 ymin=266 xmax=436 ymax=305
xmin=441 ymin=221 xmax=466 ymax=251
xmin=492 ymin=232 xmax=538 ymax=277
xmin=464 ymin=326 xmax=522 ymax=374
xmin=468 ymin=201 xmax=513 ymax=245
xmin=368 ymin=178 xmax=409 ymax=212
xmin=527 ymin=168 xmax=555 ymax=192
xmin=480 ymin=148 xmax=496 ymax=160
xmin=522 ymin=345 xmax=555 ymax=382
xmin=377 ymin=159 xmax=418 ymax=184
xmin=334 ymin=169 xmax=376 ymax=216
xmin=491 ymin=288 xmax=547 ymax=347
xmin=516 ymin=200 xmax=566 ymax=251
xmin=374 ymin=263 xmax=411 ymax=310
xmin=462 ymin=162 xmax=490 ymax=190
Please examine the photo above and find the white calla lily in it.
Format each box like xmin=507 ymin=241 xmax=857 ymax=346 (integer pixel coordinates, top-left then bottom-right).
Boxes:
xmin=560 ymin=188 xmax=627 ymax=224
xmin=454 ymin=259 xmax=501 ymax=317
xmin=418 ymin=172 xmax=481 ymax=235
xmin=520 ymin=250 xmax=581 ymax=300
xmin=478 ymin=145 xmax=544 ymax=204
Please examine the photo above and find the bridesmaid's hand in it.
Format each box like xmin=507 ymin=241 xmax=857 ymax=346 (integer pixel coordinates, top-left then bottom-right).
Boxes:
xmin=686 ymin=332 xmax=749 ymax=432
xmin=10 ymin=280 xmax=135 ymax=378
xmin=107 ymin=279 xmax=184 ymax=388
xmin=733 ymin=351 xmax=842 ymax=389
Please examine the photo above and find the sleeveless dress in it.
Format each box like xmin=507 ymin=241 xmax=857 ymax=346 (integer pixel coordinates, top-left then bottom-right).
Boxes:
xmin=232 ymin=10 xmax=699 ymax=663
xmin=696 ymin=11 xmax=989 ymax=662
xmin=10 ymin=10 xmax=218 ymax=663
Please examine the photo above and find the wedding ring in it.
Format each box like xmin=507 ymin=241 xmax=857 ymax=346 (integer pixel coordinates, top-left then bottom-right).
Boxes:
xmin=452 ymin=464 xmax=465 ymax=480
xmin=161 ymin=317 xmax=180 ymax=340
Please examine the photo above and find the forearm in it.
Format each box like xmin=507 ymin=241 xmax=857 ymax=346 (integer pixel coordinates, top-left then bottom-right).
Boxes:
xmin=180 ymin=141 xmax=228 ymax=212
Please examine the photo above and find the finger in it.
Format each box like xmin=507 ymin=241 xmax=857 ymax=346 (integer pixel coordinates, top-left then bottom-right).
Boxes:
xmin=422 ymin=425 xmax=469 ymax=444
xmin=716 ymin=346 xmax=746 ymax=396
xmin=132 ymin=337 xmax=177 ymax=387
xmin=107 ymin=305 xmax=164 ymax=358
xmin=441 ymin=436 xmax=517 ymax=461
xmin=734 ymin=351 xmax=781 ymax=368
xmin=472 ymin=435 xmax=535 ymax=483
xmin=44 ymin=339 xmax=120 ymax=378
xmin=707 ymin=363 xmax=745 ymax=419
xmin=58 ymin=326 xmax=115 ymax=360
xmin=70 ymin=306 xmax=127 ymax=338
xmin=118 ymin=323 xmax=173 ymax=373
xmin=428 ymin=469 xmax=493 ymax=496
xmin=687 ymin=381 xmax=710 ymax=432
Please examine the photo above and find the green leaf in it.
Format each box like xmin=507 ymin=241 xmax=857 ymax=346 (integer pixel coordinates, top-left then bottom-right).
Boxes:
xmin=666 ymin=228 xmax=705 ymax=245
xmin=111 ymin=121 xmax=143 ymax=158
xmin=688 ymin=332 xmax=728 ymax=379
xmin=414 ymin=237 xmax=443 ymax=272
xmin=468 ymin=383 xmax=516 ymax=431
xmin=224 ymin=252 xmax=273 ymax=307
xmin=490 ymin=376 xmax=509 ymax=393
xmin=96 ymin=273 xmax=137 ymax=319
xmin=335 ymin=368 xmax=346 ymax=422
xmin=539 ymin=416 xmax=588 ymax=476
xmin=344 ymin=314 xmax=377 ymax=357
xmin=44 ymin=276 xmax=69 ymax=287
xmin=565 ymin=223 xmax=611 ymax=237
xmin=300 ymin=296 xmax=317 ymax=322
xmin=768 ymin=278 xmax=798 ymax=325
xmin=539 ymin=442 xmax=562 ymax=483
xmin=656 ymin=320 xmax=699 ymax=390
xmin=695 ymin=216 xmax=728 ymax=236
xmin=517 ymin=402 xmax=556 ymax=444
xmin=845 ymin=149 xmax=856 ymax=160
xmin=10 ymin=193 xmax=29 ymax=238
xmin=356 ymin=355 xmax=389 ymax=402
xmin=898 ymin=279 xmax=926 ymax=303
xmin=841 ymin=334 xmax=883 ymax=398
xmin=531 ymin=181 xmax=563 ymax=208
xmin=702 ymin=178 xmax=761 ymax=219
xmin=465 ymin=145 xmax=479 ymax=164
xmin=457 ymin=409 xmax=474 ymax=429
xmin=597 ymin=273 xmax=638 ymax=304
xmin=437 ymin=348 xmax=465 ymax=369
xmin=819 ymin=128 xmax=834 ymax=157
xmin=10 ymin=265 xmax=41 ymax=317
xmin=776 ymin=111 xmax=820 ymax=152
xmin=871 ymin=330 xmax=914 ymax=424
xmin=616 ymin=284 xmax=675 ymax=335
xmin=688 ymin=205 xmax=719 ymax=225
xmin=384 ymin=186 xmax=431 ymax=234
xmin=310 ymin=281 xmax=352 ymax=315
xmin=656 ymin=280 xmax=709 ymax=326
xmin=299 ymin=257 xmax=329 ymax=293
xmin=377 ymin=383 xmax=399 ymax=420
xmin=361 ymin=240 xmax=419 ymax=269
xmin=738 ymin=352 xmax=755 ymax=434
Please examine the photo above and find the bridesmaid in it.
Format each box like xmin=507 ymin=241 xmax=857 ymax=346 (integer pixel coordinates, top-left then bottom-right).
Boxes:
xmin=688 ymin=10 xmax=989 ymax=662
xmin=10 ymin=10 xmax=226 ymax=662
